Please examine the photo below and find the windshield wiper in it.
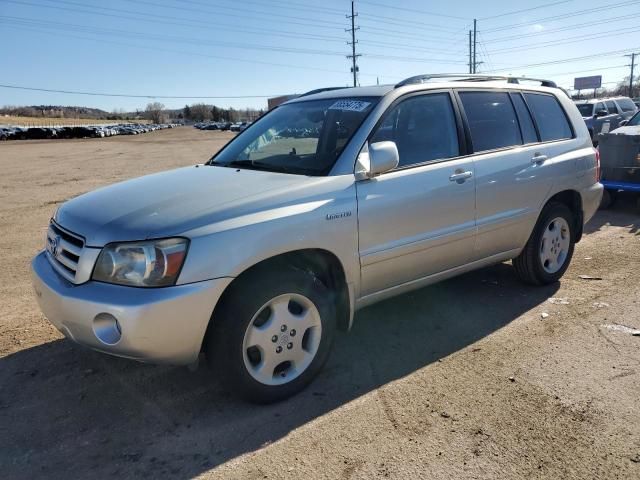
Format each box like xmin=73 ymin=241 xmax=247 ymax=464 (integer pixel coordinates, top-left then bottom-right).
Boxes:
xmin=221 ymin=159 xmax=291 ymax=173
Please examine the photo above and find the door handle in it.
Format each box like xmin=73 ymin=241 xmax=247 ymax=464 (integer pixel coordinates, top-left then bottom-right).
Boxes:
xmin=531 ymin=153 xmax=548 ymax=165
xmin=449 ymin=170 xmax=473 ymax=183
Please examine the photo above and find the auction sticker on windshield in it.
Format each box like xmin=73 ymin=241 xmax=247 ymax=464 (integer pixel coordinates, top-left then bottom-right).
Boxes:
xmin=328 ymin=100 xmax=371 ymax=112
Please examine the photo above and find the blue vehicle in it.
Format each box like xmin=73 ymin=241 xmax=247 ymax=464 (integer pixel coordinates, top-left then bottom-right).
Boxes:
xmin=598 ymin=110 xmax=640 ymax=208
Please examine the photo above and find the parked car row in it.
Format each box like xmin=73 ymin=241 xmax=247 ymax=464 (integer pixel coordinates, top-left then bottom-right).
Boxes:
xmin=194 ymin=121 xmax=252 ymax=132
xmin=574 ymin=96 xmax=638 ymax=144
xmin=0 ymin=123 xmax=181 ymax=141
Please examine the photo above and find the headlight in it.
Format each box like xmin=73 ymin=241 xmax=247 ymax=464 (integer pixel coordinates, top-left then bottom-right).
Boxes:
xmin=92 ymin=238 xmax=189 ymax=287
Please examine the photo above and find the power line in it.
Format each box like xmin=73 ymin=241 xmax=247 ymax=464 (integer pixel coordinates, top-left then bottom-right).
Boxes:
xmin=350 ymin=11 xmax=462 ymax=33
xmin=0 ymin=83 xmax=282 ymax=99
xmin=226 ymin=0 xmax=345 ymax=15
xmin=1 ymin=24 xmax=380 ymax=77
xmin=357 ymin=24 xmax=467 ymax=46
xmin=5 ymin=0 xmax=344 ymax=33
xmin=357 ymin=0 xmax=469 ymax=20
xmin=539 ymin=65 xmax=628 ymax=77
xmin=152 ymin=0 xmax=342 ymax=25
xmin=479 ymin=0 xmax=572 ymax=21
xmin=0 ymin=15 xmax=345 ymax=44
xmin=487 ymin=25 xmax=640 ymax=55
xmin=203 ymin=0 xmax=346 ymax=16
xmin=482 ymin=0 xmax=640 ymax=33
xmin=483 ymin=13 xmax=636 ymax=44
xmin=0 ymin=18 xmax=348 ymax=57
xmin=485 ymin=47 xmax=640 ymax=72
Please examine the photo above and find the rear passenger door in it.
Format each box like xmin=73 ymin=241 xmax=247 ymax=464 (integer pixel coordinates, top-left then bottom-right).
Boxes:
xmin=456 ymin=90 xmax=572 ymax=260
xmin=604 ymin=100 xmax=623 ymax=132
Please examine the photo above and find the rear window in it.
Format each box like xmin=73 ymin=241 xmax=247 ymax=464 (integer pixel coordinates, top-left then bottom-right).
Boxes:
xmin=524 ymin=93 xmax=573 ymax=142
xmin=616 ymin=97 xmax=638 ymax=112
xmin=459 ymin=91 xmax=522 ymax=152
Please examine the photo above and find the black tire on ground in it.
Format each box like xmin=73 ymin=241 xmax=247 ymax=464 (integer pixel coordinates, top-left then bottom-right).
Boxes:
xmin=205 ymin=266 xmax=336 ymax=403
xmin=599 ymin=189 xmax=617 ymax=210
xmin=513 ymin=202 xmax=576 ymax=286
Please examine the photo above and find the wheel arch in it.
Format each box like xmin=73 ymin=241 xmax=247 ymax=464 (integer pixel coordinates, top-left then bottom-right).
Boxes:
xmin=202 ymin=248 xmax=353 ymax=352
xmin=544 ymin=189 xmax=583 ymax=242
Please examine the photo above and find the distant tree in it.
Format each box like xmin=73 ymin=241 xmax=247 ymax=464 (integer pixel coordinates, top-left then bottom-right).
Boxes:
xmin=145 ymin=102 xmax=166 ymax=123
xmin=211 ymin=105 xmax=221 ymax=121
xmin=190 ymin=103 xmax=211 ymax=122
xmin=183 ymin=104 xmax=192 ymax=120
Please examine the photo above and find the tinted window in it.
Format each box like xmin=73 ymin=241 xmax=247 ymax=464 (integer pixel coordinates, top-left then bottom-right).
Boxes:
xmin=459 ymin=91 xmax=522 ymax=152
xmin=524 ymin=93 xmax=573 ymax=142
xmin=211 ymin=97 xmax=378 ymax=175
xmin=576 ymin=103 xmax=593 ymax=117
xmin=595 ymin=102 xmax=606 ymax=113
xmin=371 ymin=93 xmax=459 ymax=167
xmin=511 ymin=93 xmax=538 ymax=144
xmin=605 ymin=101 xmax=619 ymax=114
xmin=616 ymin=97 xmax=637 ymax=112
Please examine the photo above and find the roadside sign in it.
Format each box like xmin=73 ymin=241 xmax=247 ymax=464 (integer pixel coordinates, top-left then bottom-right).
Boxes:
xmin=574 ymin=75 xmax=602 ymax=90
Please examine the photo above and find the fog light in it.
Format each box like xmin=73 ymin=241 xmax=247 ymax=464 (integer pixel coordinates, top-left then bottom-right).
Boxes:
xmin=93 ymin=313 xmax=122 ymax=345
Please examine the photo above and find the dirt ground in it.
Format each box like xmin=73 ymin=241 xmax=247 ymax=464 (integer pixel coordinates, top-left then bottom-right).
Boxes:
xmin=1 ymin=127 xmax=640 ymax=480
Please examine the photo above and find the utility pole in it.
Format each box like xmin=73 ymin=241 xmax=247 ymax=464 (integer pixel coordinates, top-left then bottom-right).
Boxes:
xmin=346 ymin=1 xmax=361 ymax=87
xmin=468 ymin=30 xmax=472 ymax=74
xmin=473 ymin=19 xmax=477 ymax=74
xmin=624 ymin=52 xmax=638 ymax=98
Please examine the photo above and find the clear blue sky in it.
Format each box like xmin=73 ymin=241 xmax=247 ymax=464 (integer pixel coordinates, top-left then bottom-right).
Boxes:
xmin=1 ymin=0 xmax=638 ymax=112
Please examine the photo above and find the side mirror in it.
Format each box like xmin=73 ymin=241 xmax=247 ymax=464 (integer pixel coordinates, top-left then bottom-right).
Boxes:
xmin=595 ymin=109 xmax=609 ymax=117
xmin=620 ymin=120 xmax=629 ymax=126
xmin=368 ymin=141 xmax=399 ymax=177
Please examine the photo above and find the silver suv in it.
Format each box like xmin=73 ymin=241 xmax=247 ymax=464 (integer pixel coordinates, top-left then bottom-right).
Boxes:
xmin=32 ymin=74 xmax=602 ymax=402
xmin=575 ymin=96 xmax=639 ymax=142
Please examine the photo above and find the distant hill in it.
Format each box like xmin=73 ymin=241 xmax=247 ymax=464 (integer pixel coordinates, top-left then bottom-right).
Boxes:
xmin=0 ymin=105 xmax=139 ymax=120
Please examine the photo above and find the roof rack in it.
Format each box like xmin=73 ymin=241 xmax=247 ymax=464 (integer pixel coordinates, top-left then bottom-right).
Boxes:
xmin=395 ymin=74 xmax=558 ymax=89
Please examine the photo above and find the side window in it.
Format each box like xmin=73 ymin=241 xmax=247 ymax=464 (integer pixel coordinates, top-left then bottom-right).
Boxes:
xmin=595 ymin=102 xmax=607 ymax=114
xmin=459 ymin=91 xmax=522 ymax=152
xmin=524 ymin=93 xmax=573 ymax=142
xmin=370 ymin=93 xmax=460 ymax=167
xmin=605 ymin=101 xmax=619 ymax=114
xmin=511 ymin=93 xmax=538 ymax=144
xmin=616 ymin=98 xmax=637 ymax=112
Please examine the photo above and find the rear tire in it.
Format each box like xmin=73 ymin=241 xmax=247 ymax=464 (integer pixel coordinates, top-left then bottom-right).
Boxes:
xmin=513 ymin=202 xmax=576 ymax=285
xmin=206 ymin=266 xmax=336 ymax=403
xmin=599 ymin=189 xmax=617 ymax=209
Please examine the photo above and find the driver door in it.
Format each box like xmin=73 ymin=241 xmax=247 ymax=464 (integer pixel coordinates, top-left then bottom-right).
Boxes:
xmin=356 ymin=91 xmax=476 ymax=297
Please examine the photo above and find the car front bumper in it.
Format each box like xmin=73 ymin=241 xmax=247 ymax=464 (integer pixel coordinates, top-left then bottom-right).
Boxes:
xmin=31 ymin=251 xmax=232 ymax=365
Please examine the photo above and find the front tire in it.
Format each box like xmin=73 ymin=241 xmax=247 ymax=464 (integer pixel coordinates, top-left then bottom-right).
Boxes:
xmin=206 ymin=267 xmax=336 ymax=403
xmin=513 ymin=202 xmax=576 ymax=285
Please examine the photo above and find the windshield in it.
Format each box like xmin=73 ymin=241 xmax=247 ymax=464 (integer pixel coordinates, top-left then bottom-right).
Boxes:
xmin=209 ymin=97 xmax=379 ymax=175
xmin=628 ymin=111 xmax=640 ymax=126
xmin=576 ymin=104 xmax=593 ymax=117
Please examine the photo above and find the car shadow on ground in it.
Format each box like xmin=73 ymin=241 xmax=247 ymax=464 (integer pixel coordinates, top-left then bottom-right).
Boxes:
xmin=585 ymin=192 xmax=640 ymax=235
xmin=0 ymin=263 xmax=559 ymax=479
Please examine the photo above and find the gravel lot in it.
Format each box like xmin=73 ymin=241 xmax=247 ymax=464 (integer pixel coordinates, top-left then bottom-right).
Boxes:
xmin=1 ymin=127 xmax=640 ymax=480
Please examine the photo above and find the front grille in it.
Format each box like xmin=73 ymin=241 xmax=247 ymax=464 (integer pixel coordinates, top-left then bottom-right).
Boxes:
xmin=46 ymin=221 xmax=85 ymax=283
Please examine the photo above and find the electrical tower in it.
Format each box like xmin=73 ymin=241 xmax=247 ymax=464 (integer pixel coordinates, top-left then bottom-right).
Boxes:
xmin=624 ymin=52 xmax=639 ymax=98
xmin=346 ymin=1 xmax=361 ymax=87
